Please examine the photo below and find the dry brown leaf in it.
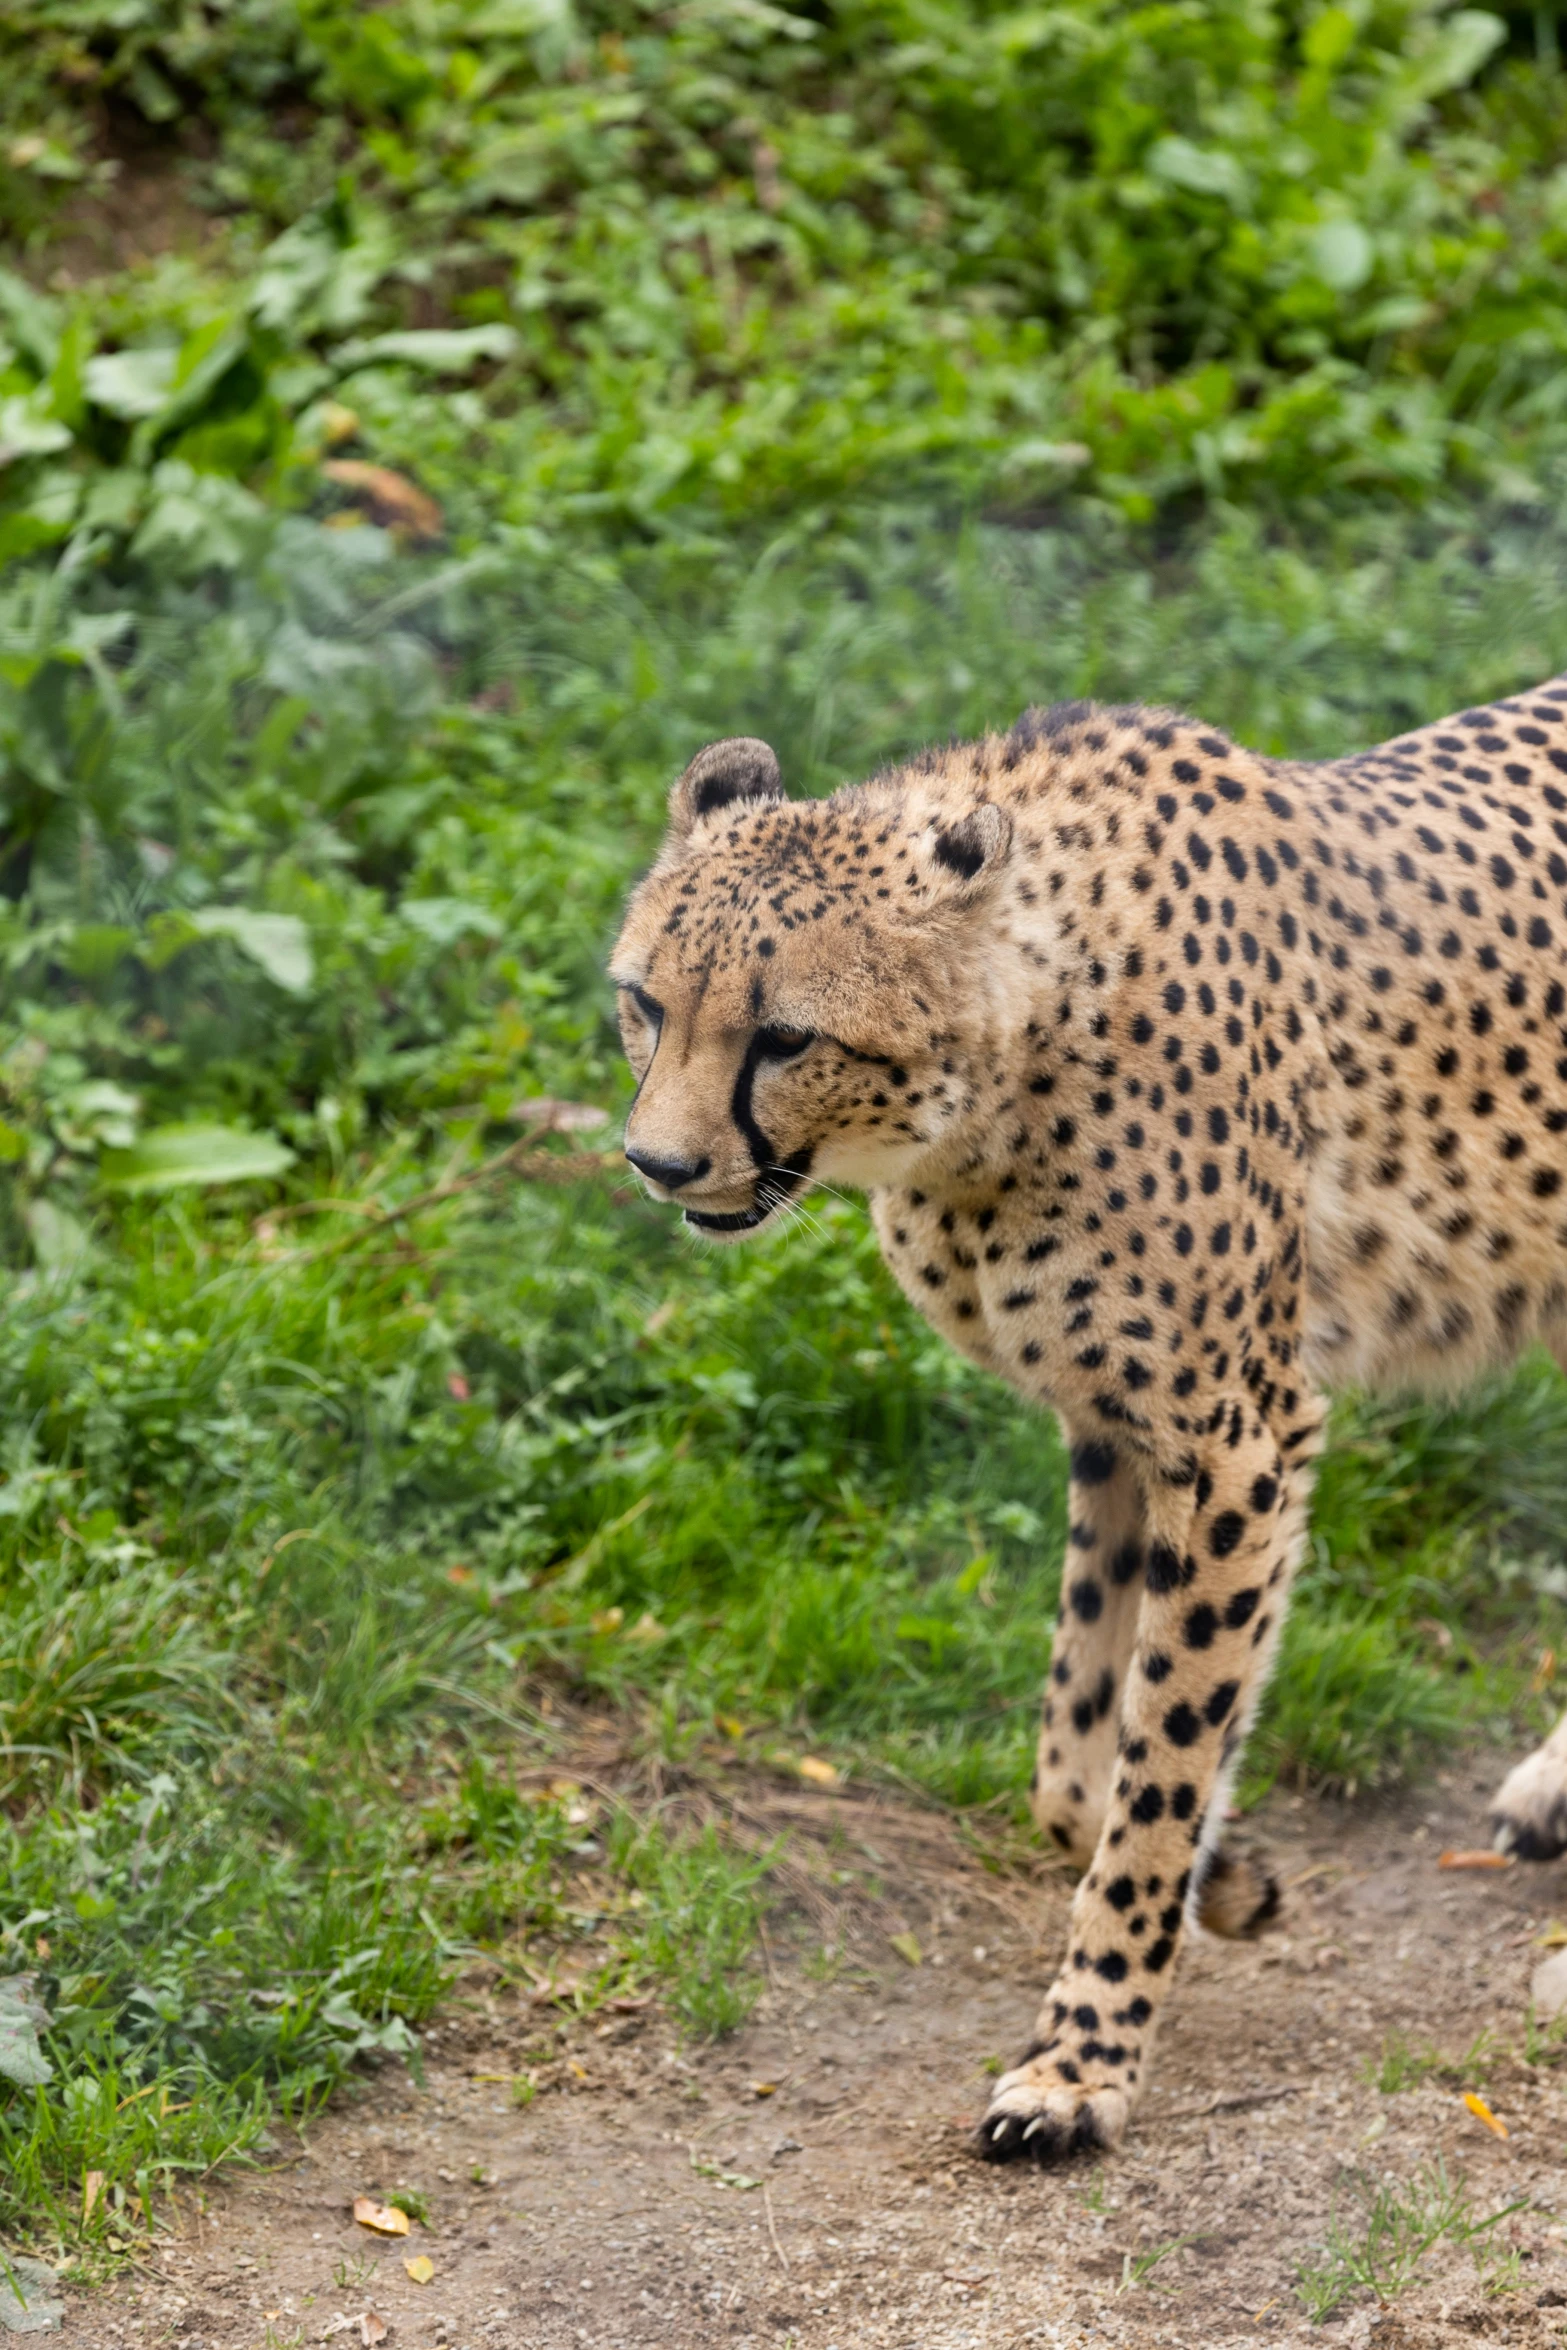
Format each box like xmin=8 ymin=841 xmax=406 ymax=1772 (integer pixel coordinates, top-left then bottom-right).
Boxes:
xmin=511 ymin=1096 xmax=610 ymax=1134
xmin=404 ymin=2254 xmax=435 ymax=2285
xmin=1438 ymin=1848 xmax=1514 ymax=1870
xmin=321 ymin=460 xmax=443 ymax=540
xmin=798 ymin=1756 xmax=839 ymax=1787
xmin=353 ymin=2196 xmax=409 ymax=2236
xmin=890 ymin=1930 xmax=922 ymax=1967
xmin=751 ymin=2080 xmax=779 ymax=2097
xmin=319 ymin=2316 xmax=388 ymax=2345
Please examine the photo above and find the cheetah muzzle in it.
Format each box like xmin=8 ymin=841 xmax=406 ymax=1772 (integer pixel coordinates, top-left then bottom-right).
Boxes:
xmin=611 ymin=684 xmax=1567 ymax=2161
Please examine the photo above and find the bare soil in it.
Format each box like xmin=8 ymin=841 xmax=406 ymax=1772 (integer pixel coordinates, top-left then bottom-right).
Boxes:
xmin=83 ymin=1759 xmax=1567 ymax=2350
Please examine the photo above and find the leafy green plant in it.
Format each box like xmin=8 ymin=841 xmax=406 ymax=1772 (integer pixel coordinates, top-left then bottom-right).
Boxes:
xmin=2 ymin=0 xmax=1567 ymax=2251
xmin=5 ymin=0 xmax=1567 ymax=524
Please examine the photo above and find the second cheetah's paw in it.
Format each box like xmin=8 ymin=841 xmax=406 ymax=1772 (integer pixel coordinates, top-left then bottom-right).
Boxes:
xmin=1490 ymin=1741 xmax=1567 ymax=1861
xmin=1195 ymin=1845 xmax=1282 ymax=1939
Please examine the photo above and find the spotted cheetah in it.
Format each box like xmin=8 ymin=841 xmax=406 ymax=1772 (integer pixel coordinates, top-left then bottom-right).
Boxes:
xmin=609 ymin=687 xmax=1567 ymax=2161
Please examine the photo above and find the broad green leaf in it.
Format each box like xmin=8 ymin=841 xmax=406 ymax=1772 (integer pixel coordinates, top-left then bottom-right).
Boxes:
xmin=250 ymin=204 xmax=395 ymax=337
xmin=0 ymin=270 xmax=61 ymax=375
xmin=0 ymin=393 xmax=71 ymax=466
xmin=333 ymin=326 xmax=518 ymax=374
xmin=1146 ymin=137 xmax=1247 ymax=205
xmin=21 ymin=1200 xmax=90 ymax=1274
xmin=58 ymin=924 xmax=137 ymax=983
xmin=0 ymin=2253 xmax=64 ymax=2334
xmin=1404 ymin=9 xmax=1505 ymax=102
xmin=53 ymin=1079 xmax=140 ymax=1150
xmin=84 ymin=346 xmax=179 ymax=420
xmin=401 ymin=896 xmax=501 ymax=945
xmin=0 ymin=1979 xmax=52 ymax=2090
xmin=1303 ymin=5 xmax=1357 ymax=70
xmin=129 ymin=463 xmax=268 ymax=572
xmin=127 ymin=322 xmax=255 ymax=467
xmin=184 ymin=908 xmax=314 ymax=994
xmin=100 ymin=1124 xmax=296 ymax=1194
xmin=1310 ymin=219 xmax=1374 ymax=294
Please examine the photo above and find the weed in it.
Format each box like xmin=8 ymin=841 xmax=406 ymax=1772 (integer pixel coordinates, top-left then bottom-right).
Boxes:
xmin=609 ymin=1817 xmax=771 ymax=2039
xmin=1080 ymin=2165 xmax=1115 ymax=2217
xmin=1477 ymin=2242 xmax=1525 ymax=2297
xmin=1296 ymin=2160 xmax=1527 ymax=2322
xmin=1366 ymin=2028 xmax=1498 ymax=2095
xmin=1118 ymin=2235 xmax=1204 ymax=2293
xmin=1523 ymin=2004 xmax=1567 ymax=2068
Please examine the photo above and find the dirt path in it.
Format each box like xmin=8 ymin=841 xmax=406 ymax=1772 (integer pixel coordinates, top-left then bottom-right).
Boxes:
xmin=88 ymin=1759 xmax=1567 ymax=2350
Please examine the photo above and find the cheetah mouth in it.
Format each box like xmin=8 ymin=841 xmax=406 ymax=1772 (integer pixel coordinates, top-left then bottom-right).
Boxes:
xmin=682 ymin=1150 xmax=813 ymax=1237
xmin=684 ymin=1202 xmax=770 ymax=1233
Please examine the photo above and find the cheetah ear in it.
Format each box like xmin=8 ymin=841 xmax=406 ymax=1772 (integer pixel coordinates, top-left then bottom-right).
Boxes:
xmin=917 ymin=803 xmax=1013 ymax=896
xmin=668 ymin=738 xmax=784 ymax=837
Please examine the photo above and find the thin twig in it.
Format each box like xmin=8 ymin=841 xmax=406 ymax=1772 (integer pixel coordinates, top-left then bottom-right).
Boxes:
xmin=259 ymin=1122 xmax=619 ymax=1264
xmin=1164 ymin=2084 xmax=1297 ymax=2121
xmin=762 ymin=2181 xmax=789 ymax=2272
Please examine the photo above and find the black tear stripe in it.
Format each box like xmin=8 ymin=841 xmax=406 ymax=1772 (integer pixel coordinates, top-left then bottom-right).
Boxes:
xmin=686 ymin=1036 xmax=815 ymax=1232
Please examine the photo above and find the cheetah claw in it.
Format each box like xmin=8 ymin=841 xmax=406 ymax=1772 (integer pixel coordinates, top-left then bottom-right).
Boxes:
xmin=976 ymin=2065 xmax=1131 ymax=2164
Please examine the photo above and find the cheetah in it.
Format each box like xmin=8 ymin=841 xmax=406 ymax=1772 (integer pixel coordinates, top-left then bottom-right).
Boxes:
xmin=609 ymin=689 xmax=1567 ymax=2160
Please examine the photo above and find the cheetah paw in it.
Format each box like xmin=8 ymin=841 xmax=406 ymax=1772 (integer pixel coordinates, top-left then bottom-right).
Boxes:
xmin=976 ymin=2054 xmax=1131 ymax=2164
xmin=1490 ymin=1742 xmax=1567 ymax=1862
xmin=1195 ymin=1845 xmax=1282 ymax=1939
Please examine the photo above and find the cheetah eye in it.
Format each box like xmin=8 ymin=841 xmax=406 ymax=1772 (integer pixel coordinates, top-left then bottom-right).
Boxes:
xmin=625 ymin=983 xmax=663 ymax=1029
xmin=756 ymin=1024 xmax=812 ymax=1060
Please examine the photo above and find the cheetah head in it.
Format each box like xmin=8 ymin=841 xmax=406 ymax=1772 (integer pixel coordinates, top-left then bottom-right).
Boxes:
xmin=609 ymin=737 xmax=1013 ymax=1239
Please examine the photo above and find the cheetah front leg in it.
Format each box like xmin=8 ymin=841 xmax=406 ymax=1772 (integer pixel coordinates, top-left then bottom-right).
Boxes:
xmin=983 ymin=1403 xmax=1316 ymax=2162
xmin=1034 ymin=1428 xmax=1283 ymax=1936
xmin=1031 ymin=1431 xmax=1146 ymax=1866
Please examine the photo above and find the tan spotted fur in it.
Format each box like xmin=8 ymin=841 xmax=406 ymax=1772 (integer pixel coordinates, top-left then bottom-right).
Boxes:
xmin=609 ymin=689 xmax=1567 ymax=2161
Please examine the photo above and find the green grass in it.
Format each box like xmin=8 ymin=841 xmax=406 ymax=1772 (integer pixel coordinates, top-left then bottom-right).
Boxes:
xmin=6 ymin=0 xmax=1567 ymax=2270
xmin=6 ymin=521 xmax=1567 ymax=2260
xmin=1366 ymin=2027 xmax=1500 ymax=2096
xmin=1296 ymin=2160 xmax=1528 ymax=2322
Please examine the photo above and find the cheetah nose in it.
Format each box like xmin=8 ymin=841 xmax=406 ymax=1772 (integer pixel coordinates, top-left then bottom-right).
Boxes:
xmin=624 ymin=1145 xmax=712 ymax=1192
